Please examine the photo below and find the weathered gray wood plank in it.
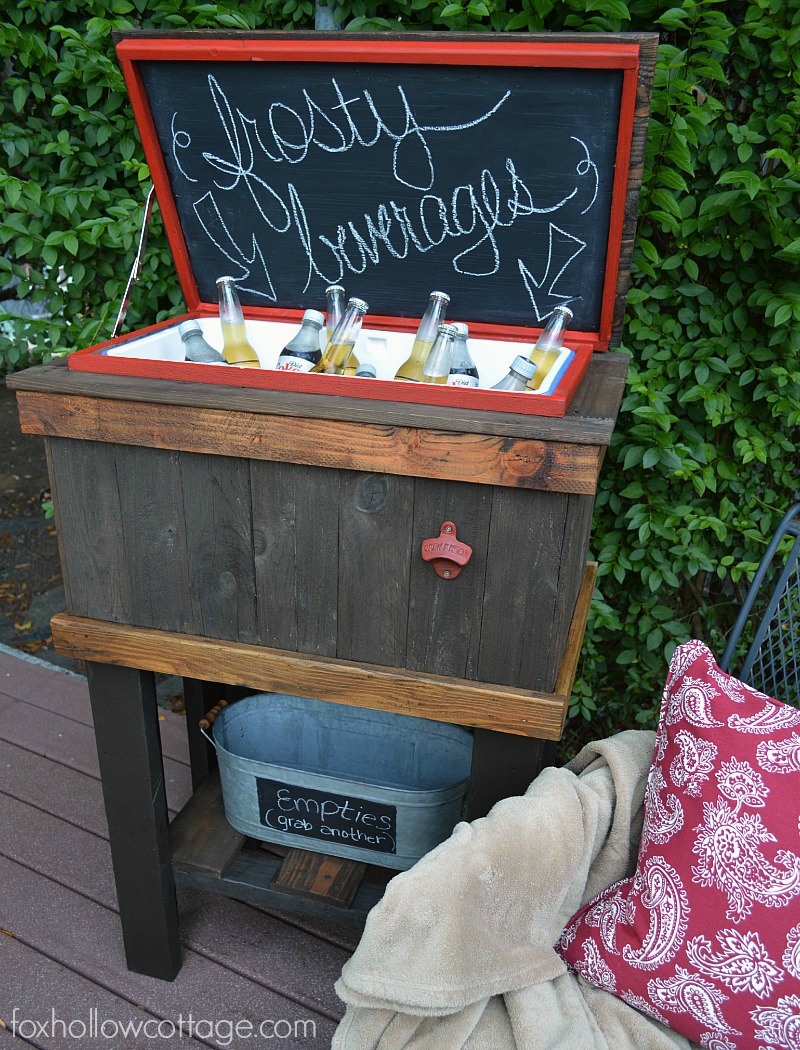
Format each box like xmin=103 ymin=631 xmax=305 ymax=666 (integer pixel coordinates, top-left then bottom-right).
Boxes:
xmin=180 ymin=453 xmax=259 ymax=643
xmin=407 ymin=477 xmax=492 ymax=679
xmin=45 ymin=437 xmax=132 ymax=621
xmin=251 ymin=461 xmax=339 ymax=655
xmin=114 ymin=445 xmax=193 ymax=634
xmin=337 ymin=471 xmax=414 ymax=666
xmin=478 ymin=487 xmax=571 ymax=691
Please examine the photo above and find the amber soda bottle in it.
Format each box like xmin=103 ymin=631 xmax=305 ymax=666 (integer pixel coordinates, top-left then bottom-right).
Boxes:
xmin=216 ymin=276 xmax=260 ymax=367
xmin=526 ymin=305 xmax=572 ymax=390
xmin=394 ymin=291 xmax=450 ymax=382
xmin=311 ymin=297 xmax=369 ymax=374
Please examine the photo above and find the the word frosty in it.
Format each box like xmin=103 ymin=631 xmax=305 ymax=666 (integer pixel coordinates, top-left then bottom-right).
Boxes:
xmin=171 ymin=74 xmax=597 ymax=304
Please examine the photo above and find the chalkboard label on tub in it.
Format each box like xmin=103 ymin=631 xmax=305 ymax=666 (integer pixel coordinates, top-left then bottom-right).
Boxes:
xmin=115 ymin=33 xmax=656 ymax=348
xmin=256 ymin=777 xmax=398 ymax=855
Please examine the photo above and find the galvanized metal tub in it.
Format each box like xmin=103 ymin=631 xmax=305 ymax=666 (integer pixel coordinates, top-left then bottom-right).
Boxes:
xmin=202 ymin=693 xmax=473 ymax=870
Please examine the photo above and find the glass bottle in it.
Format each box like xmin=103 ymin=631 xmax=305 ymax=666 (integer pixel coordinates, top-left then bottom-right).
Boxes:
xmin=526 ymin=305 xmax=573 ymax=390
xmin=275 ymin=310 xmax=325 ymax=372
xmin=394 ymin=291 xmax=450 ymax=382
xmin=326 ymin=284 xmax=360 ymax=376
xmin=216 ymin=276 xmax=260 ymax=367
xmin=420 ymin=323 xmax=458 ymax=384
xmin=491 ymin=355 xmax=537 ymax=391
xmin=177 ymin=320 xmax=225 ymax=364
xmin=311 ymin=297 xmax=369 ymax=374
xmin=446 ymin=322 xmax=479 ymax=388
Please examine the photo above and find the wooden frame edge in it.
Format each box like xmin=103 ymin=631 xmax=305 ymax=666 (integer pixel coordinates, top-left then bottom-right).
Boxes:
xmin=50 ymin=563 xmax=596 ymax=740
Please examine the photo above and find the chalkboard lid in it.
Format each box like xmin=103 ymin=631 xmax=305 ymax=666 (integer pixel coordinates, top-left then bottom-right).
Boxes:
xmin=113 ymin=30 xmax=657 ymax=353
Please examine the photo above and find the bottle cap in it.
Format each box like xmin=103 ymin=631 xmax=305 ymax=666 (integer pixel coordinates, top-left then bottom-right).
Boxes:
xmin=302 ymin=309 xmax=325 ymax=327
xmin=553 ymin=305 xmax=574 ymax=321
xmin=430 ymin=291 xmax=450 ymax=303
xmin=347 ymin=297 xmax=369 ymax=313
xmin=325 ymin=285 xmax=346 ymax=295
xmin=177 ymin=320 xmax=202 ymax=339
xmin=355 ymin=363 xmax=377 ymax=378
xmin=453 ymin=322 xmax=469 ymax=337
xmin=215 ymin=275 xmax=236 ymax=286
xmin=509 ymin=355 xmax=537 ymax=379
xmin=437 ymin=323 xmax=459 ymax=337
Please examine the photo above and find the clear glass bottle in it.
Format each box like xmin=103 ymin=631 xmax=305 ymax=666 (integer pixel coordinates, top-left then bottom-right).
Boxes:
xmin=526 ymin=305 xmax=573 ymax=390
xmin=446 ymin=322 xmax=479 ymax=387
xmin=326 ymin=284 xmax=360 ymax=376
xmin=177 ymin=320 xmax=225 ymax=364
xmin=421 ymin=323 xmax=458 ymax=384
xmin=275 ymin=309 xmax=324 ymax=372
xmin=311 ymin=297 xmax=369 ymax=374
xmin=215 ymin=276 xmax=260 ymax=367
xmin=394 ymin=291 xmax=450 ymax=382
xmin=491 ymin=355 xmax=537 ymax=391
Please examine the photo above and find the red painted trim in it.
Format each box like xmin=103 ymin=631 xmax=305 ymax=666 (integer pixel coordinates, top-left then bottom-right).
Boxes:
xmin=68 ymin=327 xmax=592 ymax=419
xmin=597 ymin=64 xmax=638 ymax=348
xmin=116 ymin=37 xmax=640 ymax=69
xmin=118 ymin=55 xmax=202 ymax=311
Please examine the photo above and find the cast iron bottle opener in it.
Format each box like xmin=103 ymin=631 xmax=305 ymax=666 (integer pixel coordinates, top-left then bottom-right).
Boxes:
xmin=421 ymin=521 xmax=473 ymax=579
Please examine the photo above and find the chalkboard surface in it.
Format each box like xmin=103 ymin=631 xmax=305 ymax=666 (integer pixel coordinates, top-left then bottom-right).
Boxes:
xmin=256 ymin=776 xmax=397 ymax=855
xmin=136 ymin=51 xmax=627 ymax=333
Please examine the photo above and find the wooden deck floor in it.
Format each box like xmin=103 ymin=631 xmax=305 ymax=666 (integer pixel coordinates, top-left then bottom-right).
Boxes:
xmin=0 ymin=643 xmax=361 ymax=1048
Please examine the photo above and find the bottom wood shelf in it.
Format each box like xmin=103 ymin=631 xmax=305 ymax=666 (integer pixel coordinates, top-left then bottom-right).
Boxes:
xmin=170 ymin=773 xmax=389 ymax=925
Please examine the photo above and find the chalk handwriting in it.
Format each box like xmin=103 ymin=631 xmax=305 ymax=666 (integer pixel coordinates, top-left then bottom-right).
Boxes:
xmin=167 ymin=73 xmax=605 ymax=312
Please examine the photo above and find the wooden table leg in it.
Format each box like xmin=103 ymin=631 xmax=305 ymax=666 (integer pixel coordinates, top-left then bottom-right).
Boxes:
xmin=465 ymin=729 xmax=556 ymax=820
xmin=86 ymin=661 xmax=182 ymax=980
xmin=181 ymin=677 xmax=221 ymax=790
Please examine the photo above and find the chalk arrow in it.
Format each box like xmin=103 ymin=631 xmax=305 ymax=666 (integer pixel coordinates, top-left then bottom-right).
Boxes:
xmin=193 ymin=192 xmax=277 ymax=301
xmin=517 ymin=223 xmax=586 ymax=322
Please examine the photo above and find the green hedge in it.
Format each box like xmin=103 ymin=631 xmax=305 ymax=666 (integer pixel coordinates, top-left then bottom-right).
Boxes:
xmin=2 ymin=0 xmax=798 ymax=752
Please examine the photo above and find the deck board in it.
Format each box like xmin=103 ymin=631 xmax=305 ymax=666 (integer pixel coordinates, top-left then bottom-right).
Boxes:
xmin=0 ymin=644 xmax=355 ymax=1045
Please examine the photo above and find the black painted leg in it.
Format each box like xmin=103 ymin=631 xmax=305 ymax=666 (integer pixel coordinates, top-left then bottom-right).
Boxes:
xmin=465 ymin=730 xmax=556 ymax=820
xmin=181 ymin=678 xmax=221 ymax=790
xmin=86 ymin=661 xmax=181 ymax=981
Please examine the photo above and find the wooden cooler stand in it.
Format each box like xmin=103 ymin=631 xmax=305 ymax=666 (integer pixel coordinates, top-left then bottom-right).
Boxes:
xmin=9 ymin=31 xmax=656 ymax=980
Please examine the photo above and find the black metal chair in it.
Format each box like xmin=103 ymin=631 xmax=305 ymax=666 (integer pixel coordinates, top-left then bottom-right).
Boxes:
xmin=719 ymin=503 xmax=800 ymax=707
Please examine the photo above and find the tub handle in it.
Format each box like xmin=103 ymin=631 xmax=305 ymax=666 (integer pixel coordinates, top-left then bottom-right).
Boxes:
xmin=199 ymin=699 xmax=229 ymax=744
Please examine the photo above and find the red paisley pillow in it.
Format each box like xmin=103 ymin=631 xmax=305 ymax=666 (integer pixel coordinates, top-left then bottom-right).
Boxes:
xmin=557 ymin=640 xmax=800 ymax=1049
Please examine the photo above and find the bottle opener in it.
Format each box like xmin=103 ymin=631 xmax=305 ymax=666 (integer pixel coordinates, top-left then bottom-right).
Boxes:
xmin=421 ymin=521 xmax=473 ymax=580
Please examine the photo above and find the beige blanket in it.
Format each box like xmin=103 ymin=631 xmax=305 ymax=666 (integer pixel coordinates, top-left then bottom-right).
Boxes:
xmin=334 ymin=730 xmax=699 ymax=1050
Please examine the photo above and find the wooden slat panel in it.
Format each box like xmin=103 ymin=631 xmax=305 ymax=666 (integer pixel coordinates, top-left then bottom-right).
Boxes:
xmin=407 ymin=477 xmax=492 ymax=679
xmin=478 ymin=488 xmax=571 ymax=691
xmin=170 ymin=772 xmax=246 ymax=878
xmin=250 ymin=461 xmax=339 ymax=655
xmin=180 ymin=452 xmax=259 ymax=644
xmin=46 ymin=437 xmax=132 ymax=621
xmin=114 ymin=444 xmax=192 ymax=634
xmin=16 ymin=391 xmax=603 ymax=494
xmin=337 ymin=472 xmax=414 ymax=666
xmin=270 ymin=848 xmax=367 ymax=909
xmin=50 ymin=613 xmax=571 ymax=739
xmin=10 ymin=351 xmax=629 ymax=445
